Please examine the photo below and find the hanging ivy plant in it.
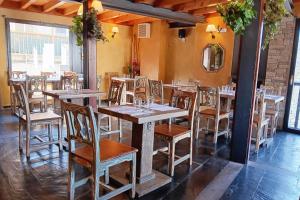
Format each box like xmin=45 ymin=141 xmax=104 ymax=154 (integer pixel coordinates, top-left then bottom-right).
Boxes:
xmin=216 ymin=0 xmax=256 ymax=35
xmin=71 ymin=8 xmax=108 ymax=46
xmin=263 ymin=0 xmax=290 ymax=48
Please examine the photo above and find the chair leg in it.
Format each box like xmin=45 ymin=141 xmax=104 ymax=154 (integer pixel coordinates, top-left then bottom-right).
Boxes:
xmin=48 ymin=123 xmax=53 ymax=142
xmin=195 ymin=116 xmax=200 ymax=139
xmin=189 ymin=135 xmax=193 ymax=166
xmin=26 ymin=124 xmax=31 ymax=158
xmin=130 ymin=153 xmax=136 ymax=199
xmin=93 ymin=170 xmax=100 ymax=200
xmin=118 ymin=119 xmax=122 ymax=140
xmin=108 ymin=116 xmax=112 ymax=132
xmin=213 ymin=119 xmax=219 ymax=144
xmin=19 ymin=122 xmax=23 ymax=152
xmin=58 ymin=121 xmax=63 ymax=151
xmin=68 ymin=157 xmax=76 ymax=200
xmin=105 ymin=167 xmax=109 ymax=185
xmin=169 ymin=141 xmax=175 ymax=177
xmin=255 ymin=129 xmax=261 ymax=152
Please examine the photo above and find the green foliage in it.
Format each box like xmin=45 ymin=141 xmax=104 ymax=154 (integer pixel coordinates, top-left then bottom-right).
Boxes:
xmin=71 ymin=8 xmax=108 ymax=46
xmin=263 ymin=0 xmax=290 ymax=48
xmin=217 ymin=0 xmax=256 ymax=35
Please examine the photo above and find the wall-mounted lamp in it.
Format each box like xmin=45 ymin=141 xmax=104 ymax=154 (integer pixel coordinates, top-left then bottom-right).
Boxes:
xmin=112 ymin=26 xmax=119 ymax=38
xmin=206 ymin=24 xmax=227 ymax=39
xmin=77 ymin=0 xmax=103 ymax=15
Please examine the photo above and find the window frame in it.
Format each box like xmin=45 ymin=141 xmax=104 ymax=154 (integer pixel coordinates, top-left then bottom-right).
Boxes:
xmin=5 ymin=18 xmax=78 ymax=80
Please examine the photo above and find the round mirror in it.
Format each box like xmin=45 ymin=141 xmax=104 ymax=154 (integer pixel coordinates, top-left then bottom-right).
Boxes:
xmin=202 ymin=43 xmax=225 ymax=72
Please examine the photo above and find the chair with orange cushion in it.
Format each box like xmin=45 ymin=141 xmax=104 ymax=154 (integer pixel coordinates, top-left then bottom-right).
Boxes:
xmin=62 ymin=101 xmax=137 ymax=200
xmin=153 ymin=89 xmax=196 ymax=177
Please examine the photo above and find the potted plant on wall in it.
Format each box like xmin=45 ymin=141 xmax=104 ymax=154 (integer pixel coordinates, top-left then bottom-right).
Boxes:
xmin=71 ymin=7 xmax=108 ymax=46
xmin=217 ymin=0 xmax=290 ymax=48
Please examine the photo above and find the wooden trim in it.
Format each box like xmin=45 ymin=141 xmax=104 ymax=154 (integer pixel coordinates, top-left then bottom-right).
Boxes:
xmin=21 ymin=0 xmax=37 ymax=9
xmin=43 ymin=0 xmax=66 ymax=12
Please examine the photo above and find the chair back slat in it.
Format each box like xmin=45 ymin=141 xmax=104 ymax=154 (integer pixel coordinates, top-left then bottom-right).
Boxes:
xmin=13 ymin=84 xmax=30 ymax=121
xmin=62 ymin=102 xmax=100 ymax=163
xmin=169 ymin=89 xmax=196 ymax=122
xmin=11 ymin=71 xmax=27 ymax=79
xmin=255 ymin=89 xmax=267 ymax=123
xmin=108 ymin=80 xmax=125 ymax=105
xmin=61 ymin=75 xmax=78 ymax=90
xmin=26 ymin=75 xmax=46 ymax=96
xmin=41 ymin=72 xmax=57 ymax=79
xmin=148 ymin=80 xmax=163 ymax=103
xmin=134 ymin=76 xmax=147 ymax=98
xmin=96 ymin=75 xmax=102 ymax=91
xmin=197 ymin=86 xmax=220 ymax=111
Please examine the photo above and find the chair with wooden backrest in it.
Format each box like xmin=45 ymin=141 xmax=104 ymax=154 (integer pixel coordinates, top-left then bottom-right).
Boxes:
xmin=62 ymin=101 xmax=137 ymax=200
xmin=25 ymin=75 xmax=47 ymax=112
xmin=252 ymin=90 xmax=269 ymax=152
xmin=61 ymin=75 xmax=79 ymax=90
xmin=96 ymin=75 xmax=102 ymax=91
xmin=14 ymin=84 xmax=62 ymax=158
xmin=260 ymin=85 xmax=282 ymax=137
xmin=148 ymin=79 xmax=165 ymax=104
xmin=99 ymin=80 xmax=125 ymax=139
xmin=127 ymin=76 xmax=148 ymax=101
xmin=197 ymin=86 xmax=230 ymax=144
xmin=154 ymin=89 xmax=196 ymax=176
xmin=10 ymin=71 xmax=27 ymax=114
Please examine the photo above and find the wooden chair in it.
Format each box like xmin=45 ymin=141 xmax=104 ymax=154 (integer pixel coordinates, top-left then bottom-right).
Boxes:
xmin=260 ymin=85 xmax=282 ymax=137
xmin=99 ymin=80 xmax=125 ymax=139
xmin=14 ymin=84 xmax=62 ymax=158
xmin=154 ymin=89 xmax=197 ymax=176
xmin=61 ymin=75 xmax=78 ymax=90
xmin=25 ymin=75 xmax=47 ymax=112
xmin=148 ymin=79 xmax=165 ymax=104
xmin=96 ymin=75 xmax=102 ymax=91
xmin=196 ymin=86 xmax=230 ymax=144
xmin=252 ymin=90 xmax=269 ymax=152
xmin=127 ymin=76 xmax=148 ymax=101
xmin=10 ymin=71 xmax=27 ymax=114
xmin=62 ymin=101 xmax=137 ymax=200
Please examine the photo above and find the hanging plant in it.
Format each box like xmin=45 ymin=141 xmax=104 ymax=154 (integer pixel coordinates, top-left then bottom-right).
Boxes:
xmin=263 ymin=0 xmax=290 ymax=48
xmin=216 ymin=0 xmax=256 ymax=35
xmin=71 ymin=8 xmax=108 ymax=46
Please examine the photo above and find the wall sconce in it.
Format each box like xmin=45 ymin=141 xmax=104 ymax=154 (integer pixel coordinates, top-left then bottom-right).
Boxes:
xmin=206 ymin=24 xmax=227 ymax=39
xmin=112 ymin=26 xmax=119 ymax=38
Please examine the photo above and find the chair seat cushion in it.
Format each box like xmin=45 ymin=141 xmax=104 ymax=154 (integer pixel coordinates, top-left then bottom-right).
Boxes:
xmin=154 ymin=124 xmax=190 ymax=139
xmin=200 ymin=109 xmax=229 ymax=118
xmin=73 ymin=139 xmax=137 ymax=164
xmin=21 ymin=111 xmax=61 ymax=121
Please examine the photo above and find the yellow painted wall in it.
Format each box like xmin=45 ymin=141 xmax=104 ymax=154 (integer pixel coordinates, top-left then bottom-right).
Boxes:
xmin=134 ymin=20 xmax=167 ymax=80
xmin=0 ymin=8 xmax=131 ymax=106
xmin=97 ymin=23 xmax=132 ymax=93
xmin=164 ymin=16 xmax=235 ymax=87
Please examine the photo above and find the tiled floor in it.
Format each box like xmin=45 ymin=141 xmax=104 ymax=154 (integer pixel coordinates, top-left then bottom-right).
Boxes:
xmin=0 ymin=110 xmax=230 ymax=200
xmin=2 ymin=108 xmax=299 ymax=200
xmin=221 ymin=132 xmax=300 ymax=200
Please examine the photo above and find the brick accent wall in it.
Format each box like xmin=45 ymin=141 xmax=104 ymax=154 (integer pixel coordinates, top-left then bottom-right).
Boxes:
xmin=265 ymin=16 xmax=296 ymax=128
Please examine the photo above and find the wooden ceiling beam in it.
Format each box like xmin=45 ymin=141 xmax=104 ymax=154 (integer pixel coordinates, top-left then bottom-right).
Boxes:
xmin=173 ymin=0 xmax=228 ymax=12
xmin=124 ymin=16 xmax=159 ymax=26
xmin=98 ymin=10 xmax=127 ymax=21
xmin=192 ymin=6 xmax=217 ymax=16
xmin=43 ymin=0 xmax=66 ymax=12
xmin=154 ymin=0 xmax=190 ymax=8
xmin=20 ymin=0 xmax=36 ymax=9
xmin=99 ymin=0 xmax=204 ymax=24
xmin=112 ymin=14 xmax=145 ymax=24
xmin=63 ymin=4 xmax=80 ymax=15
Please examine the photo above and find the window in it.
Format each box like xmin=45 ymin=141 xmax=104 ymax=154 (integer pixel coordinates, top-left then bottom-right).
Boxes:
xmin=7 ymin=20 xmax=81 ymax=76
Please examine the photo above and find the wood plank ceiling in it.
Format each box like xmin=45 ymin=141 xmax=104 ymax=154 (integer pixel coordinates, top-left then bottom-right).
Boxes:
xmin=0 ymin=0 xmax=298 ymax=26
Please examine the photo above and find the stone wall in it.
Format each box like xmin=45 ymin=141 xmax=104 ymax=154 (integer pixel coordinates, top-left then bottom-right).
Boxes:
xmin=264 ymin=16 xmax=296 ymax=128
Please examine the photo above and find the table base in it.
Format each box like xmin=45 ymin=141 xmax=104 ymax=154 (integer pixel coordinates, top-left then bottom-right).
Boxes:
xmin=110 ymin=170 xmax=171 ymax=197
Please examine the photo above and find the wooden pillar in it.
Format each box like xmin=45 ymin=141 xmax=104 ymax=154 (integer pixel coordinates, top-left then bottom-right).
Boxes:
xmin=230 ymin=0 xmax=264 ymax=164
xmin=82 ymin=0 xmax=97 ymax=106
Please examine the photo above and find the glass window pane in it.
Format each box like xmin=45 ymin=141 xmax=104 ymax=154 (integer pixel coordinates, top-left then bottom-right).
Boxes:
xmin=9 ymin=22 xmax=70 ymax=76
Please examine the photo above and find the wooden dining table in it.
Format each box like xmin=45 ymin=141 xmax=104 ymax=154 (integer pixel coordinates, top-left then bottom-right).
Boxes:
xmin=99 ymin=104 xmax=188 ymax=197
